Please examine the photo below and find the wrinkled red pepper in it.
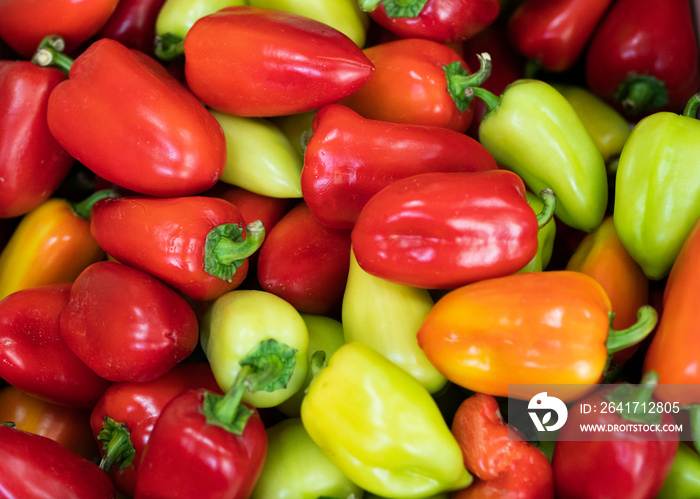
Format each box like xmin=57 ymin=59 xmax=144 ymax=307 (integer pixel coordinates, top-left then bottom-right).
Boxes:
xmin=451 ymin=393 xmax=554 ymax=498
xmin=585 ymin=0 xmax=700 ymax=117
xmin=0 ymin=423 xmax=115 ymax=499
xmin=0 ymin=284 xmax=112 ymax=409
xmin=36 ymin=36 xmax=227 ymax=197
xmin=302 ymin=104 xmax=497 ymax=230
xmin=89 ymin=195 xmax=265 ymax=302
xmin=90 ymin=363 xmax=222 ymax=496
xmin=351 ymin=170 xmax=555 ymax=289
xmin=0 ymin=61 xmax=74 ymax=219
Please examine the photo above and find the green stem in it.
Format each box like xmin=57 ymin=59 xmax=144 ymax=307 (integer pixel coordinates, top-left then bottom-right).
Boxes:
xmin=96 ymin=417 xmax=136 ymax=472
xmin=373 ymin=0 xmax=429 ymax=17
xmin=683 ymin=92 xmax=700 ymax=119
xmin=444 ymin=52 xmax=495 ymax=113
xmin=536 ymin=188 xmax=556 ymax=228
xmin=606 ymin=305 xmax=658 ymax=354
xmin=31 ymin=35 xmax=73 ymax=75
xmin=614 ymin=74 xmax=668 ymax=115
xmin=523 ymin=58 xmax=542 ymax=79
xmin=153 ymin=33 xmax=185 ymax=61
xmin=688 ymin=405 xmax=700 ymax=454
xmin=69 ymin=189 xmax=121 ymax=220
xmin=604 ymin=370 xmax=660 ymax=424
xmin=358 ymin=0 xmax=382 ymax=11
xmin=204 ymin=220 xmax=265 ymax=282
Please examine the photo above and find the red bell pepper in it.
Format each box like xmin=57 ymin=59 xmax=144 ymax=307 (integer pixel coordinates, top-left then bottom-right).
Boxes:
xmin=256 ymin=201 xmax=352 ymax=315
xmin=0 ymin=284 xmax=112 ymax=409
xmin=359 ymin=0 xmax=500 ymax=44
xmin=302 ymin=104 xmax=498 ymax=230
xmin=134 ymin=339 xmax=295 ymax=498
xmin=183 ymin=5 xmax=374 ymax=118
xmin=0 ymin=423 xmax=115 ymax=499
xmin=90 ymin=362 xmax=222 ymax=496
xmin=34 ymin=36 xmax=226 ymax=197
xmin=584 ymin=0 xmax=700 ymax=117
xmin=89 ymin=195 xmax=265 ymax=302
xmin=507 ymin=0 xmax=614 ymax=73
xmin=351 ymin=170 xmax=556 ymax=289
xmin=451 ymin=393 xmax=554 ymax=499
xmin=0 ymin=60 xmax=73 ymax=219
xmin=552 ymin=372 xmax=679 ymax=499
xmin=340 ymin=37 xmax=478 ymax=132
xmin=95 ymin=0 xmax=169 ymax=56
xmin=59 ymin=261 xmax=200 ymax=383
xmin=0 ymin=0 xmax=118 ymax=58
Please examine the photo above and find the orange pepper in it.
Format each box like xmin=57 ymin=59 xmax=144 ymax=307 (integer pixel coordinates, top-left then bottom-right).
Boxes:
xmin=0 ymin=191 xmax=110 ymax=301
xmin=0 ymin=384 xmax=98 ymax=461
xmin=417 ymin=270 xmax=657 ymax=402
xmin=566 ymin=216 xmax=650 ymax=365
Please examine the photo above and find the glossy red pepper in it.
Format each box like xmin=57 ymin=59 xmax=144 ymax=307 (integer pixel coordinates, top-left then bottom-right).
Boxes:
xmin=36 ymin=37 xmax=226 ymax=197
xmin=507 ymin=0 xmax=613 ymax=73
xmin=552 ymin=373 xmax=679 ymax=499
xmin=183 ymin=5 xmax=374 ymax=118
xmin=301 ymin=104 xmax=497 ymax=230
xmin=359 ymin=0 xmax=500 ymax=43
xmin=0 ymin=423 xmax=115 ymax=499
xmin=90 ymin=195 xmax=265 ymax=302
xmin=0 ymin=0 xmax=119 ymax=58
xmin=585 ymin=0 xmax=700 ymax=117
xmin=59 ymin=261 xmax=200 ymax=383
xmin=90 ymin=363 xmax=222 ymax=496
xmin=451 ymin=393 xmax=554 ymax=499
xmin=340 ymin=37 xmax=476 ymax=132
xmin=257 ymin=201 xmax=352 ymax=315
xmin=351 ymin=170 xmax=555 ymax=289
xmin=95 ymin=0 xmax=169 ymax=56
xmin=0 ymin=284 xmax=112 ymax=409
xmin=0 ymin=61 xmax=73 ymax=219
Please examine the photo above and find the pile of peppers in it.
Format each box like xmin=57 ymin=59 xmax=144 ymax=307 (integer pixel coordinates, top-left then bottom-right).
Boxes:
xmin=1 ymin=0 xmax=699 ymax=497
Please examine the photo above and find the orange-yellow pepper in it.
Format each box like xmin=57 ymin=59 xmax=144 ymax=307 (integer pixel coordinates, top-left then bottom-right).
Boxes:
xmin=417 ymin=270 xmax=657 ymax=402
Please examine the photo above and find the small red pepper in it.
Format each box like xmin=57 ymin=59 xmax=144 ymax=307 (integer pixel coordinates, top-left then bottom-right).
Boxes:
xmin=256 ymin=201 xmax=352 ymax=315
xmin=59 ymin=261 xmax=200 ymax=383
xmin=183 ymin=5 xmax=374 ymax=118
xmin=584 ymin=0 xmax=700 ymax=117
xmin=302 ymin=104 xmax=497 ymax=230
xmin=90 ymin=363 xmax=222 ymax=496
xmin=507 ymin=0 xmax=614 ymax=73
xmin=36 ymin=36 xmax=227 ymax=197
xmin=94 ymin=0 xmax=169 ymax=56
xmin=351 ymin=170 xmax=555 ymax=289
xmin=451 ymin=393 xmax=554 ymax=499
xmin=0 ymin=60 xmax=73 ymax=219
xmin=359 ymin=0 xmax=500 ymax=44
xmin=0 ymin=423 xmax=115 ymax=499
xmin=0 ymin=284 xmax=112 ymax=409
xmin=89 ymin=195 xmax=265 ymax=302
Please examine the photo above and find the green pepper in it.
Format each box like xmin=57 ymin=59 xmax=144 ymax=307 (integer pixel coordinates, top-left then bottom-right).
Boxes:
xmin=613 ymin=93 xmax=700 ymax=280
xmin=342 ymin=249 xmax=447 ymax=394
xmin=457 ymin=54 xmax=607 ymax=232
xmin=519 ymin=190 xmax=557 ymax=273
xmin=199 ymin=289 xmax=309 ymax=408
xmin=154 ymin=0 xmax=247 ymax=60
xmin=247 ymin=0 xmax=369 ymax=47
xmin=658 ymin=443 xmax=700 ymax=499
xmin=250 ymin=417 xmax=363 ymax=499
xmin=301 ymin=341 xmax=472 ymax=498
xmin=211 ymin=111 xmax=303 ymax=198
xmin=276 ymin=313 xmax=346 ymax=417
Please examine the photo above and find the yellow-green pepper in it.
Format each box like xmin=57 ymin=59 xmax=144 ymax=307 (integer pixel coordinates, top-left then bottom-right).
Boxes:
xmin=301 ymin=341 xmax=472 ymax=498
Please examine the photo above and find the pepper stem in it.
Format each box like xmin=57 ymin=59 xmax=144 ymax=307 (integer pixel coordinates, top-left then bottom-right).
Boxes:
xmin=603 ymin=370 xmax=660 ymax=424
xmin=31 ymin=35 xmax=73 ymax=75
xmin=683 ymin=92 xmax=700 ymax=119
xmin=154 ymin=33 xmax=185 ymax=61
xmin=358 ymin=0 xmax=382 ymax=10
xmin=606 ymin=305 xmax=658 ymax=354
xmin=204 ymin=220 xmax=265 ymax=282
xmin=614 ymin=74 xmax=668 ymax=115
xmin=444 ymin=52 xmax=495 ymax=113
xmin=69 ymin=189 xmax=121 ymax=220
xmin=536 ymin=188 xmax=556 ymax=228
xmin=96 ymin=417 xmax=136 ymax=472
xmin=362 ymin=0 xmax=429 ymax=17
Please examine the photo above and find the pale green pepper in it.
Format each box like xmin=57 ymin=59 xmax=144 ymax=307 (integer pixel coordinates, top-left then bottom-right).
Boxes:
xmin=251 ymin=418 xmax=363 ymax=499
xmin=271 ymin=110 xmax=316 ymax=160
xmin=519 ymin=190 xmax=557 ymax=273
xmin=199 ymin=289 xmax=309 ymax=408
xmin=211 ymin=111 xmax=303 ymax=198
xmin=658 ymin=443 xmax=700 ymax=499
xmin=301 ymin=341 xmax=472 ymax=498
xmin=342 ymin=249 xmax=447 ymax=394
